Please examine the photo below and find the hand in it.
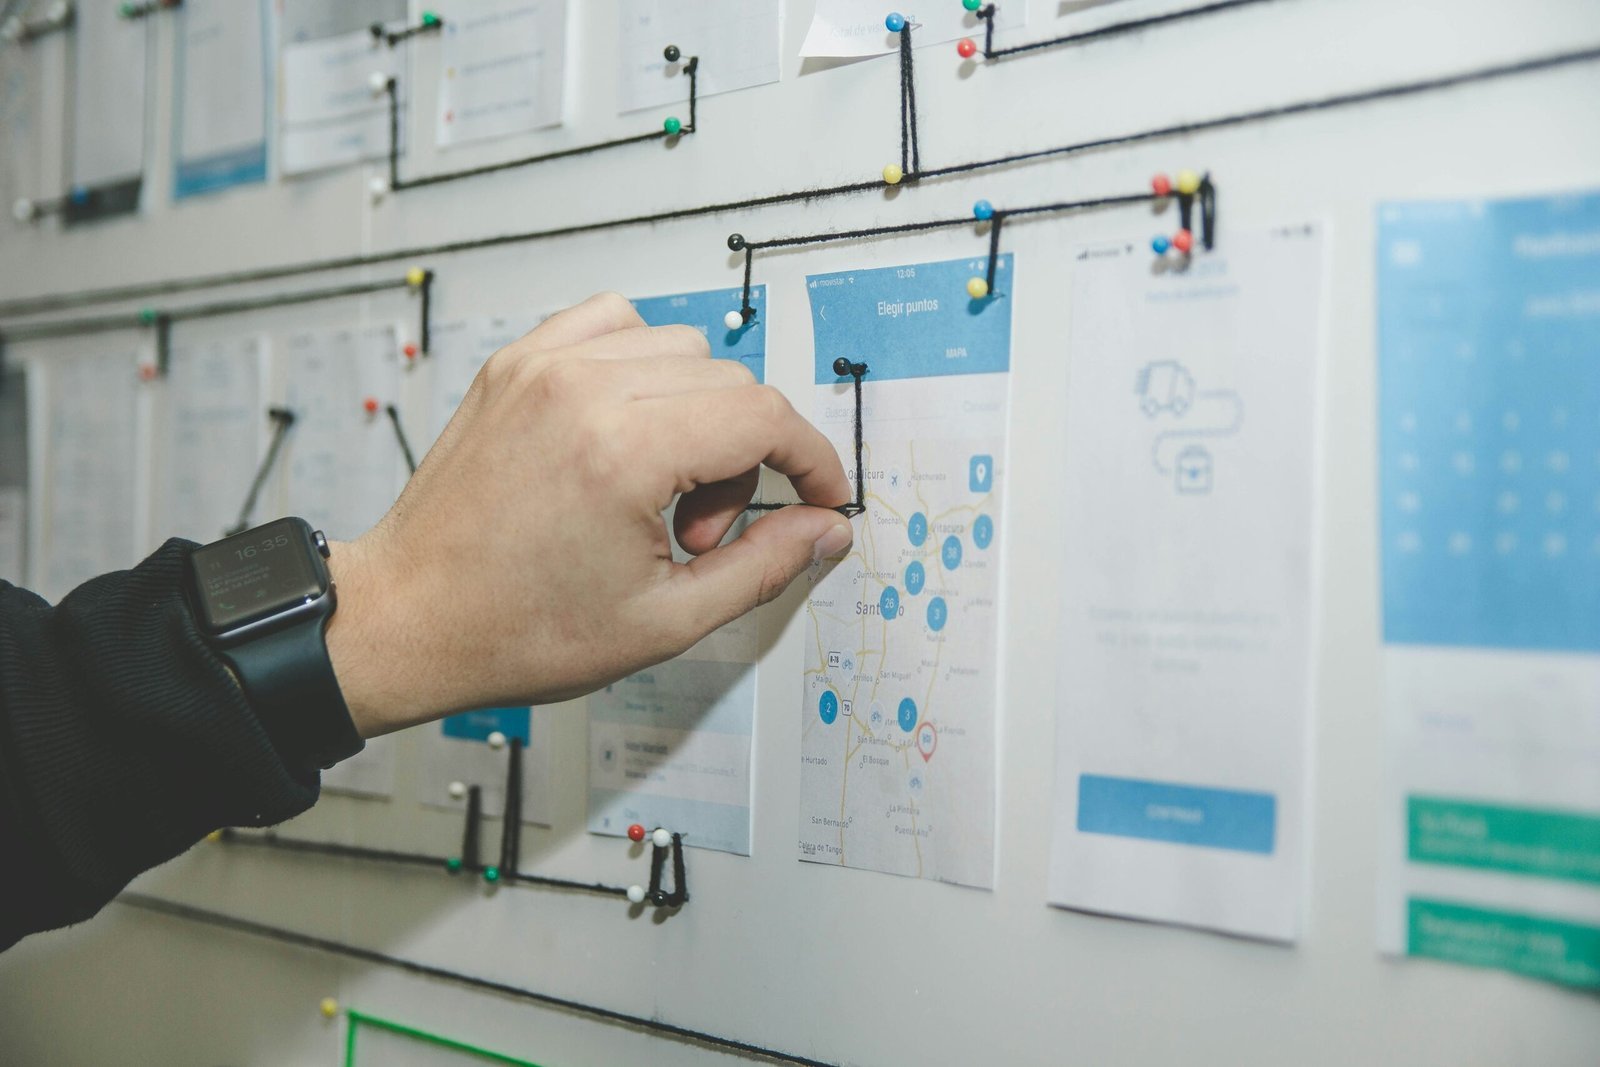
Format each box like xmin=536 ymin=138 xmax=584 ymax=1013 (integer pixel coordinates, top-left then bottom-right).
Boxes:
xmin=325 ymin=293 xmax=854 ymax=738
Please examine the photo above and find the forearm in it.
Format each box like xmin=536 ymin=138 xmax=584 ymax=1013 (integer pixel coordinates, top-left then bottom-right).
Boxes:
xmin=0 ymin=541 xmax=319 ymax=950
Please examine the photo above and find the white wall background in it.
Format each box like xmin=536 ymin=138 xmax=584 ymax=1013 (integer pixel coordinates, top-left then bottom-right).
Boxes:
xmin=1 ymin=1 xmax=1599 ymax=1064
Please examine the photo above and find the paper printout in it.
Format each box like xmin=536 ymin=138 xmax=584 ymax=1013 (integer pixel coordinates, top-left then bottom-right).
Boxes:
xmin=174 ymin=0 xmax=269 ymax=197
xmin=156 ymin=336 xmax=267 ymax=543
xmin=280 ymin=325 xmax=405 ymax=542
xmin=281 ymin=27 xmax=404 ymax=175
xmin=584 ymin=287 xmax=768 ymax=855
xmin=34 ymin=349 xmax=142 ymax=603
xmin=1375 ymin=192 xmax=1600 ymax=989
xmin=798 ymin=256 xmax=1012 ymax=887
xmin=1047 ymin=225 xmax=1326 ymax=940
xmin=71 ymin=2 xmax=147 ymax=190
xmin=436 ymin=0 xmax=566 ymax=146
xmin=617 ymin=0 xmax=780 ymax=113
xmin=800 ymin=1 xmax=1022 ymax=58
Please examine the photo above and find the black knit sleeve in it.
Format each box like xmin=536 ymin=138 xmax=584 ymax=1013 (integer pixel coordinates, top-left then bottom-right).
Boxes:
xmin=0 ymin=539 xmax=320 ymax=951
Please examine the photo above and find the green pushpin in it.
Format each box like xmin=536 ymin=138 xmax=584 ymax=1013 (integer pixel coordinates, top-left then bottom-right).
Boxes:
xmin=421 ymin=11 xmax=440 ymax=26
xmin=482 ymin=865 xmax=500 ymax=884
xmin=138 ymin=307 xmax=158 ymax=324
xmin=963 ymin=0 xmax=982 ymax=10
xmin=445 ymin=857 xmax=462 ymax=873
xmin=119 ymin=2 xmax=138 ymax=17
xmin=662 ymin=116 xmax=682 ymax=136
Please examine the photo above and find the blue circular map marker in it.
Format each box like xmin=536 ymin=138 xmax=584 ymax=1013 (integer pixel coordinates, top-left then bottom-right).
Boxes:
xmin=897 ymin=697 xmax=918 ymax=733
xmin=908 ymin=512 xmax=928 ymax=547
xmin=941 ymin=534 xmax=963 ymax=570
xmin=879 ymin=585 xmax=900 ymax=619
xmin=927 ymin=596 xmax=948 ymax=632
xmin=904 ymin=560 xmax=925 ymax=595
xmin=819 ymin=690 xmax=839 ymax=724
xmin=973 ymin=514 xmax=994 ymax=550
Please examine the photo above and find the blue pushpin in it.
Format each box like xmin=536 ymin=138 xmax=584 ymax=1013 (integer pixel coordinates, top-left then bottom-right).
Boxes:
xmin=69 ymin=185 xmax=90 ymax=206
xmin=973 ymin=199 xmax=994 ymax=221
xmin=1151 ymin=235 xmax=1171 ymax=255
xmin=885 ymin=12 xmax=906 ymax=32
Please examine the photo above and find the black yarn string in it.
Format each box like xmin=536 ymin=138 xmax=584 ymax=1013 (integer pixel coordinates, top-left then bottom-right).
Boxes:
xmin=225 ymin=407 xmax=295 ymax=536
xmin=371 ymin=15 xmax=444 ymax=48
xmin=462 ymin=786 xmax=483 ymax=871
xmin=898 ymin=29 xmax=911 ymax=177
xmin=985 ymin=213 xmax=1005 ymax=290
xmin=647 ymin=833 xmax=689 ymax=908
xmin=215 ymin=827 xmax=635 ymax=898
xmin=381 ymin=52 xmax=699 ymax=193
xmin=500 ymin=737 xmax=524 ymax=878
xmin=0 ymin=276 xmax=421 ymax=344
xmin=418 ymin=268 xmax=434 ymax=352
xmin=978 ymin=0 xmax=1280 ymax=60
xmin=743 ymin=361 xmax=867 ymax=518
xmin=904 ymin=24 xmax=920 ymax=176
xmin=3 ymin=44 xmax=1597 ymax=318
xmin=385 ymin=404 xmax=418 ymax=474
xmin=117 ymin=893 xmax=836 ymax=1067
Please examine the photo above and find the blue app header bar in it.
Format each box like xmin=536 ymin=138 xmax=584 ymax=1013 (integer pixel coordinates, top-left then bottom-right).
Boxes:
xmin=632 ymin=286 xmax=766 ymax=383
xmin=807 ymin=255 xmax=1014 ymax=384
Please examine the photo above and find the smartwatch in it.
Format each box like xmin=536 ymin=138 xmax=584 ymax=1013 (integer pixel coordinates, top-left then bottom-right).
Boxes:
xmin=187 ymin=517 xmax=365 ymax=772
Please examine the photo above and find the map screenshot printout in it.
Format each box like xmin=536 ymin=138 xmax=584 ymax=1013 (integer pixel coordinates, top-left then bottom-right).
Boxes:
xmin=799 ymin=255 xmax=1012 ymax=888
xmin=1376 ymin=191 xmax=1600 ymax=989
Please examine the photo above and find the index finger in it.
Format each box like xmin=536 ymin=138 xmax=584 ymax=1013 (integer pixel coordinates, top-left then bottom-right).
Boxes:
xmin=515 ymin=292 xmax=646 ymax=353
xmin=629 ymin=385 xmax=851 ymax=511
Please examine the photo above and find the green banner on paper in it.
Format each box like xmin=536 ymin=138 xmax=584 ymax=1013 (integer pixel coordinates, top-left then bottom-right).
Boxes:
xmin=1408 ymin=796 xmax=1600 ymax=886
xmin=1408 ymin=898 xmax=1600 ymax=989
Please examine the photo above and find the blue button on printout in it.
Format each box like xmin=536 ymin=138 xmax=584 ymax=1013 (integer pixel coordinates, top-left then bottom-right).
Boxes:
xmin=1076 ymin=774 xmax=1276 ymax=855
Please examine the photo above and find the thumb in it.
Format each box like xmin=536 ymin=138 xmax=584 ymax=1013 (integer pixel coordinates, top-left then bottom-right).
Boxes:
xmin=667 ymin=506 xmax=854 ymax=633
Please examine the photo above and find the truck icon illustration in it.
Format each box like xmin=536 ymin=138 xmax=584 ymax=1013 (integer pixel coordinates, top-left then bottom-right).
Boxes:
xmin=1132 ymin=360 xmax=1243 ymax=495
xmin=1136 ymin=360 xmax=1195 ymax=416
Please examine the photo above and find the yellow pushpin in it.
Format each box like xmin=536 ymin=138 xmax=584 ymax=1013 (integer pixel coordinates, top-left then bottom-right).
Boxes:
xmin=966 ymin=277 xmax=989 ymax=299
xmin=1175 ymin=169 xmax=1201 ymax=196
xmin=319 ymin=997 xmax=340 ymax=1019
xmin=205 ymin=830 xmax=223 ymax=843
xmin=882 ymin=164 xmax=904 ymax=186
xmin=405 ymin=266 xmax=428 ymax=288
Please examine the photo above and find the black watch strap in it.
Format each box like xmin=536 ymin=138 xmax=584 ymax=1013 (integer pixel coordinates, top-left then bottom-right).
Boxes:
xmin=220 ymin=608 xmax=365 ymax=773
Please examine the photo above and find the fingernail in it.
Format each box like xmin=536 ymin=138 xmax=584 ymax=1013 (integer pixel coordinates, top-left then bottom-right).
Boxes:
xmin=813 ymin=522 xmax=853 ymax=562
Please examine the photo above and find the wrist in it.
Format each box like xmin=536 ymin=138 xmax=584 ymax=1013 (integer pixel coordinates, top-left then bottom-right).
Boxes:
xmin=323 ymin=535 xmax=434 ymax=738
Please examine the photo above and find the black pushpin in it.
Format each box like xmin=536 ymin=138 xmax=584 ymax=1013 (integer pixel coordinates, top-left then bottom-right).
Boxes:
xmin=663 ymin=44 xmax=681 ymax=63
xmin=727 ymin=233 xmax=746 ymax=252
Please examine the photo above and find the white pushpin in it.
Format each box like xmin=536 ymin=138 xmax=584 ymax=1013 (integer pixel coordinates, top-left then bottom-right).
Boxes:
xmin=48 ymin=1 xmax=71 ymax=22
xmin=1 ymin=16 xmax=23 ymax=42
xmin=722 ymin=310 xmax=744 ymax=331
xmin=367 ymin=70 xmax=390 ymax=95
xmin=626 ymin=884 xmax=646 ymax=904
xmin=12 ymin=197 xmax=34 ymax=223
xmin=367 ymin=176 xmax=389 ymax=202
xmin=447 ymin=780 xmax=466 ymax=800
xmin=651 ymin=827 xmax=672 ymax=849
xmin=486 ymin=730 xmax=507 ymax=750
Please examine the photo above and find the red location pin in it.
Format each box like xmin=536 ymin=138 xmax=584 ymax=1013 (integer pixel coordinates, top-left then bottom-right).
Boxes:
xmin=916 ymin=723 xmax=937 ymax=762
xmin=626 ymin=823 xmax=646 ymax=843
xmin=363 ymin=397 xmax=380 ymax=415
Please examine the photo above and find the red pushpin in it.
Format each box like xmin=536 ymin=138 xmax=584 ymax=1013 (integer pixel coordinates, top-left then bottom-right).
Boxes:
xmin=1171 ymin=229 xmax=1194 ymax=254
xmin=363 ymin=397 xmax=380 ymax=415
xmin=1151 ymin=173 xmax=1172 ymax=197
xmin=626 ymin=823 xmax=646 ymax=843
xmin=402 ymin=342 xmax=419 ymax=360
xmin=916 ymin=722 xmax=938 ymax=762
xmin=956 ymin=37 xmax=977 ymax=58
xmin=137 ymin=363 xmax=158 ymax=382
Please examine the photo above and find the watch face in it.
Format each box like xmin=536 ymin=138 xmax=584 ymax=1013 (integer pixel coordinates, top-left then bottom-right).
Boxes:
xmin=190 ymin=518 xmax=328 ymax=634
